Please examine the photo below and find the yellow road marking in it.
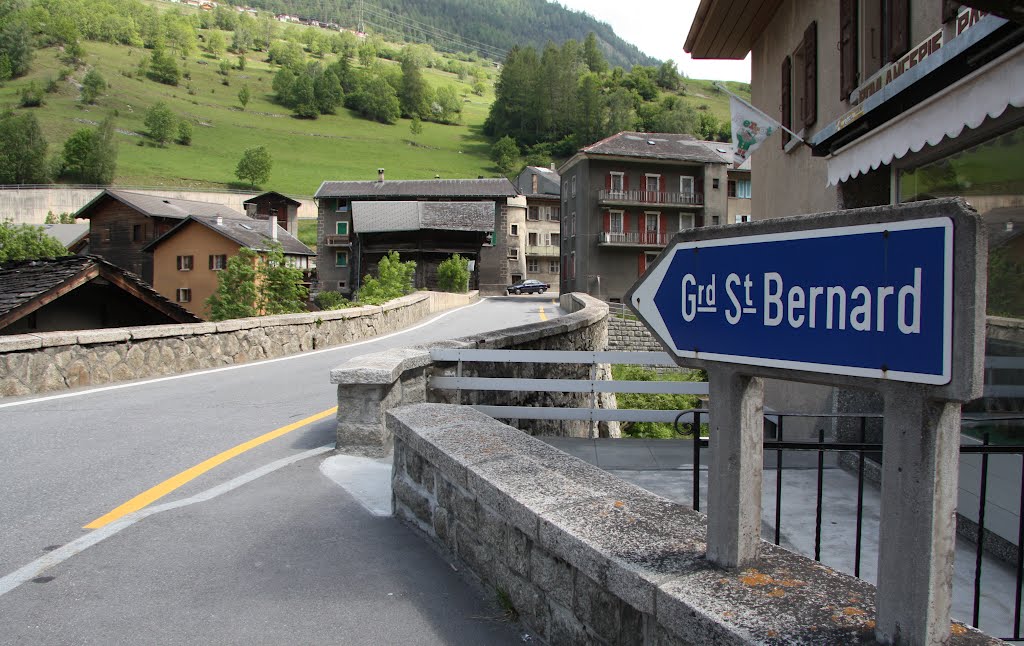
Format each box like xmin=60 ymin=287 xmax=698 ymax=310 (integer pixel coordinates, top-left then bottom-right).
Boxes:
xmin=83 ymin=406 xmax=338 ymax=529
xmin=538 ymin=307 xmax=548 ymax=322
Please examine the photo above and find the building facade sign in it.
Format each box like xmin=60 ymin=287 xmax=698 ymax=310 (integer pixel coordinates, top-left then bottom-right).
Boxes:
xmin=851 ymin=8 xmax=988 ymax=106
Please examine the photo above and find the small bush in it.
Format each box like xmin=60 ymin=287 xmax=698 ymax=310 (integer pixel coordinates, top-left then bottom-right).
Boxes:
xmin=19 ymin=82 xmax=45 ymax=107
xmin=314 ymin=290 xmax=350 ymax=310
xmin=437 ymin=254 xmax=469 ymax=293
xmin=356 ymin=251 xmax=416 ymax=305
xmin=611 ymin=365 xmax=707 ymax=439
xmin=177 ymin=120 xmax=193 ymax=145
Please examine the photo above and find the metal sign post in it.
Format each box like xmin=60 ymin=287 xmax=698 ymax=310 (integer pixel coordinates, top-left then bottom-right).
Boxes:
xmin=625 ymin=199 xmax=986 ymax=645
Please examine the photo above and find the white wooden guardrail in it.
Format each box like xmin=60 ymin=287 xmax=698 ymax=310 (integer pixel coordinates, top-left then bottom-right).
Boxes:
xmin=428 ymin=349 xmax=708 ymax=424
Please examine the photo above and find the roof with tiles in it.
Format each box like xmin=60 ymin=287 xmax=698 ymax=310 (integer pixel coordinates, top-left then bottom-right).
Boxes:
xmin=0 ymin=255 xmax=200 ymax=324
xmin=351 ymin=201 xmax=495 ymax=233
xmin=315 ymin=178 xmax=517 ymax=199
xmin=144 ymin=215 xmax=315 ymax=256
xmin=76 ymin=190 xmax=247 ymax=220
xmin=579 ymin=132 xmax=731 ymax=165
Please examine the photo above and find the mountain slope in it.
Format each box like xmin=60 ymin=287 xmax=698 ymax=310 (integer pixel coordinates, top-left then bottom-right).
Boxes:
xmin=245 ymin=0 xmax=659 ymax=69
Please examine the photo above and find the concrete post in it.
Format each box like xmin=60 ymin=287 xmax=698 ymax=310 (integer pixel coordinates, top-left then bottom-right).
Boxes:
xmin=875 ymin=385 xmax=962 ymax=645
xmin=706 ymin=367 xmax=764 ymax=569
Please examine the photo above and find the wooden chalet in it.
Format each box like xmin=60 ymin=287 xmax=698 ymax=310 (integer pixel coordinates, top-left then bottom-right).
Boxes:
xmin=242 ymin=191 xmax=301 ymax=235
xmin=0 ymin=255 xmax=200 ymax=335
xmin=75 ymin=190 xmax=244 ymax=285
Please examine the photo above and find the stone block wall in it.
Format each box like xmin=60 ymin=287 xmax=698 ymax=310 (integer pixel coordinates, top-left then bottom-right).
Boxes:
xmin=607 ymin=317 xmax=664 ymax=353
xmin=0 ymin=291 xmax=478 ymax=397
xmin=388 ymin=403 xmax=998 ymax=646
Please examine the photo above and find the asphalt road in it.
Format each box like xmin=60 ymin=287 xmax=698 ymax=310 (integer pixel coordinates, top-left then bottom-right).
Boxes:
xmin=0 ymin=294 xmax=561 ymax=645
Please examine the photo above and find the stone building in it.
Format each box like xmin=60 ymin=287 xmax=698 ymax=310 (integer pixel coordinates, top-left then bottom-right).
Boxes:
xmin=511 ymin=166 xmax=562 ymax=287
xmin=557 ymin=132 xmax=732 ymax=301
xmin=314 ymin=174 xmax=520 ymax=296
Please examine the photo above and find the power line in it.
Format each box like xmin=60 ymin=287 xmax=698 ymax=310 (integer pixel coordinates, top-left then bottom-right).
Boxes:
xmin=358 ymin=2 xmax=507 ymax=61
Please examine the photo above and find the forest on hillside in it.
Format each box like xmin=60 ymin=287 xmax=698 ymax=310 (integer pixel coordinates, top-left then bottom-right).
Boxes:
xmin=239 ymin=0 xmax=659 ymax=69
xmin=484 ymin=37 xmax=739 ymax=170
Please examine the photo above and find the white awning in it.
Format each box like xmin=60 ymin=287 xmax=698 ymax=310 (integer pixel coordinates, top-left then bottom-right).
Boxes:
xmin=827 ymin=46 xmax=1024 ymax=186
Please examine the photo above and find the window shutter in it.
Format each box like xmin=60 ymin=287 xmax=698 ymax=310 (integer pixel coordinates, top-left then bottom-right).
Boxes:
xmin=623 ymin=174 xmax=630 ymax=191
xmin=840 ymin=0 xmax=858 ymax=100
xmin=696 ymin=214 xmax=705 ymax=228
xmin=603 ymin=211 xmax=610 ymax=232
xmin=803 ymin=21 xmax=817 ymax=128
xmin=888 ymin=0 xmax=910 ymax=61
xmin=659 ymin=214 xmax=667 ymax=238
xmin=781 ymin=56 xmax=792 ymax=147
xmin=208 ymin=255 xmax=214 ymax=270
xmin=606 ymin=174 xmax=612 ymax=190
xmin=623 ymin=211 xmax=630 ymax=233
xmin=638 ymin=253 xmax=646 ymax=276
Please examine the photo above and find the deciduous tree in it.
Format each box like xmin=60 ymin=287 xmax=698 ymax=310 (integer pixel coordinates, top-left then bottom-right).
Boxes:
xmin=144 ymin=102 xmax=176 ymax=147
xmin=0 ymin=110 xmax=49 ymax=184
xmin=235 ymin=145 xmax=272 ymax=189
xmin=0 ymin=222 xmax=67 ymax=262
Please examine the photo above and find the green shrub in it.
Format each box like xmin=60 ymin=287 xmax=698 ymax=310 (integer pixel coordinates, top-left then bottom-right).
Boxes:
xmin=611 ymin=365 xmax=707 ymax=439
xmin=437 ymin=253 xmax=469 ymax=293
xmin=314 ymin=290 xmax=350 ymax=310
xmin=357 ymin=251 xmax=416 ymax=305
xmin=19 ymin=82 xmax=45 ymax=107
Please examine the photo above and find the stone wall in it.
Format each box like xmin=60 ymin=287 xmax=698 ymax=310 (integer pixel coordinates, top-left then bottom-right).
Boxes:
xmin=606 ymin=317 xmax=664 ymax=352
xmin=330 ymin=293 xmax=616 ymax=456
xmin=0 ymin=186 xmax=318 ymax=224
xmin=388 ymin=403 xmax=997 ymax=646
xmin=0 ymin=291 xmax=478 ymax=397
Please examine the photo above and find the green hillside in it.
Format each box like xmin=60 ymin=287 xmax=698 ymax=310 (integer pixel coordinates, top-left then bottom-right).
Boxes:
xmin=0 ymin=41 xmax=497 ymax=195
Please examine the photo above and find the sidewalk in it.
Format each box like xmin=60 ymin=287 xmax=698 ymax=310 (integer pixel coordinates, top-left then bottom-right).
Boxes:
xmin=542 ymin=437 xmax=1024 ymax=641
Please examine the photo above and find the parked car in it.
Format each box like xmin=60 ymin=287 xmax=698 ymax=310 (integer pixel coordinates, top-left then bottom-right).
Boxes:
xmin=507 ymin=279 xmax=549 ymax=295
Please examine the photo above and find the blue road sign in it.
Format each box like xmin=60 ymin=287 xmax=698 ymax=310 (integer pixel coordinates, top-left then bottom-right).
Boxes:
xmin=627 ymin=218 xmax=953 ymax=385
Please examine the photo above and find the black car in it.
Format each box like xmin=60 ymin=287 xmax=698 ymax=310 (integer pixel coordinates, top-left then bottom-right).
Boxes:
xmin=506 ymin=279 xmax=549 ymax=295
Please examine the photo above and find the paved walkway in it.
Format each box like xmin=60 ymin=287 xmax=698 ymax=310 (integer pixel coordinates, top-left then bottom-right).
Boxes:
xmin=543 ymin=437 xmax=1024 ymax=642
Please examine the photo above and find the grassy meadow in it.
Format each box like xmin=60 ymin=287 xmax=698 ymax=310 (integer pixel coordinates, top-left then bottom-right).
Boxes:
xmin=0 ymin=34 xmax=499 ymax=196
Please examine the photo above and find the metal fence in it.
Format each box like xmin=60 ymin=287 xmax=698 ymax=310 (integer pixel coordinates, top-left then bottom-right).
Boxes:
xmin=429 ymin=348 xmax=1024 ymax=641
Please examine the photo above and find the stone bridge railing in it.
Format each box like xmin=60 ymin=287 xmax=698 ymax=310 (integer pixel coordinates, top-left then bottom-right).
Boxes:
xmin=0 ymin=291 xmax=477 ymax=397
xmin=329 ymin=293 xmax=614 ymax=457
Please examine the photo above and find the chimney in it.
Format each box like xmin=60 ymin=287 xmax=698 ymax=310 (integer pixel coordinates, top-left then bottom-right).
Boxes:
xmin=216 ymin=216 xmax=223 ymax=226
xmin=377 ymin=168 xmax=385 ymax=182
xmin=270 ymin=216 xmax=278 ymax=240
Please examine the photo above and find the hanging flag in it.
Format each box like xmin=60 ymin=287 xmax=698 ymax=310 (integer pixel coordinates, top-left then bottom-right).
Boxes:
xmin=720 ymin=85 xmax=803 ymax=168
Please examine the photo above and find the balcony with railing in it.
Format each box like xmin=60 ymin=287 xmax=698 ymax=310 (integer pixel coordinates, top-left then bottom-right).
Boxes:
xmin=323 ymin=234 xmax=351 ymax=247
xmin=597 ymin=189 xmax=704 ymax=207
xmin=599 ymin=230 xmax=670 ymax=246
xmin=526 ymin=244 xmax=560 ymax=256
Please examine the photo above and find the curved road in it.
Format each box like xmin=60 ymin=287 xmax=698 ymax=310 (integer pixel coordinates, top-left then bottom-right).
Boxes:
xmin=0 ymin=295 xmax=561 ymax=645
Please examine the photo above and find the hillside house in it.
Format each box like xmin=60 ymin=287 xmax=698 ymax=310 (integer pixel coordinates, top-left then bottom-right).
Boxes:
xmin=144 ymin=214 xmax=314 ymax=320
xmin=314 ymin=174 xmax=521 ymax=296
xmin=558 ymin=132 xmax=733 ymax=301
xmin=242 ymin=191 xmax=301 ymax=236
xmin=511 ymin=166 xmax=562 ymax=287
xmin=75 ymin=190 xmax=243 ymax=285
xmin=0 ymin=255 xmax=200 ymax=335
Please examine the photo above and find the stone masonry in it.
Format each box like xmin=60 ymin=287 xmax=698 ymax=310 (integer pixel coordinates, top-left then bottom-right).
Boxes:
xmin=388 ymin=403 xmax=999 ymax=646
xmin=0 ymin=291 xmax=477 ymax=397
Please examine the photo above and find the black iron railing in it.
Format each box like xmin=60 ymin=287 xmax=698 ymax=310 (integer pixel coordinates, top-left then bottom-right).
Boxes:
xmin=674 ymin=410 xmax=1024 ymax=642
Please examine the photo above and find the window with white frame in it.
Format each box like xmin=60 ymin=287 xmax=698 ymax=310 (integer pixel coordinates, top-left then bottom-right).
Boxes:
xmin=209 ymin=254 xmax=228 ymax=270
xmin=549 ymin=260 xmax=559 ymax=273
xmin=678 ymin=214 xmax=694 ymax=231
xmin=338 ymin=280 xmax=347 ymax=289
xmin=335 ymin=251 xmax=348 ymax=267
xmin=571 ymin=175 xmax=577 ymax=197
xmin=736 ymin=179 xmax=751 ymax=199
xmin=527 ymin=259 xmax=539 ymax=272
xmin=336 ymin=221 xmax=349 ymax=235
xmin=528 ymin=206 xmax=540 ymax=220
xmin=571 ymin=212 xmax=576 ymax=236
xmin=176 ymin=288 xmax=192 ymax=303
xmin=609 ymin=210 xmax=624 ymax=234
xmin=645 ymin=174 xmax=660 ymax=193
xmin=510 ymin=223 xmax=519 ymax=236
xmin=737 ymin=214 xmax=752 ymax=223
xmin=508 ymin=247 xmax=519 ymax=259
xmin=609 ymin=171 xmax=624 ymax=193
xmin=336 ymin=200 xmax=349 ymax=212
xmin=548 ymin=206 xmax=560 ymax=221
xmin=680 ymin=175 xmax=695 ymax=196
xmin=176 ymin=255 xmax=193 ymax=271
